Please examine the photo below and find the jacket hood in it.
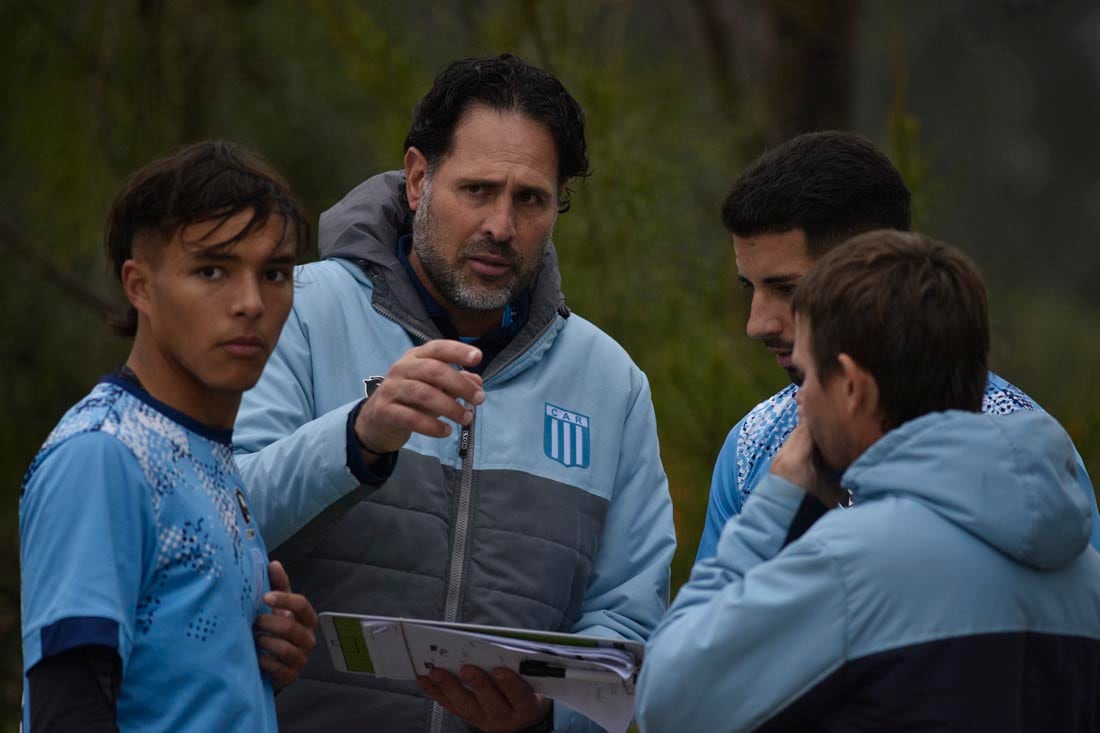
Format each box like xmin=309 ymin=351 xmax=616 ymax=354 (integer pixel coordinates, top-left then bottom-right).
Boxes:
xmin=317 ymin=170 xmax=567 ymax=375
xmin=843 ymin=409 xmax=1090 ymax=570
xmin=318 ymin=170 xmax=408 ymax=262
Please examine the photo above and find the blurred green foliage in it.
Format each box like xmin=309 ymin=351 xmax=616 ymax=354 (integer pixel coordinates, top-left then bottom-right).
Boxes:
xmin=1 ymin=2 xmax=1096 ymax=729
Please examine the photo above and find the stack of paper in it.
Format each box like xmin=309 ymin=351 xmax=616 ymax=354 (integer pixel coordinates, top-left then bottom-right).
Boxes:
xmin=321 ymin=613 xmax=644 ymax=733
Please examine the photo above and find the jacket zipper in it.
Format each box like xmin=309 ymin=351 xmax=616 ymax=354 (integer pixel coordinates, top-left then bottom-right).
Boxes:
xmin=440 ymin=309 xmax=558 ymax=629
xmin=446 ymin=415 xmax=475 ymax=620
xmin=371 ymin=289 xmax=561 ymax=733
xmin=371 ymin=302 xmax=435 ymax=345
xmin=372 ymin=299 xmax=484 ymax=625
xmin=429 ymin=412 xmax=474 ymax=733
xmin=370 ymin=298 xmax=455 ymax=733
xmin=429 ymin=315 xmax=560 ymax=733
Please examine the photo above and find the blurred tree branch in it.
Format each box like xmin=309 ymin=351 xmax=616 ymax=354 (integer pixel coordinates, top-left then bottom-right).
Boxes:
xmin=0 ymin=219 xmax=120 ymax=316
xmin=520 ymin=0 xmax=555 ymax=73
xmin=685 ymin=0 xmax=860 ymax=151
xmin=689 ymin=0 xmax=743 ymax=127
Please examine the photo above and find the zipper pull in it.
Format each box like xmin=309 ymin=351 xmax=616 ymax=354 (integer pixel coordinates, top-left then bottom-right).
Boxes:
xmin=458 ymin=403 xmax=475 ymax=457
xmin=459 ymin=425 xmax=471 ymax=457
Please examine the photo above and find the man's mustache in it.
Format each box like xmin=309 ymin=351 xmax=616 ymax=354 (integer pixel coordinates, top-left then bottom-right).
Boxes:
xmin=462 ymin=239 xmax=519 ymax=267
xmin=763 ymin=338 xmax=792 ymax=352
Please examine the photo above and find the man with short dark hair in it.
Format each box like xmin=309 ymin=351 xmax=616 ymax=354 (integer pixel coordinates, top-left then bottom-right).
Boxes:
xmin=234 ymin=54 xmax=675 ymax=733
xmin=636 ymin=231 xmax=1100 ymax=731
xmin=695 ymin=131 xmax=1100 ymax=561
xmin=20 ymin=140 xmax=319 ymax=732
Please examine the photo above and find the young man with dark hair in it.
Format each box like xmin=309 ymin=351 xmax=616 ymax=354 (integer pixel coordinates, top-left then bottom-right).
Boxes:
xmin=695 ymin=130 xmax=1100 ymax=561
xmin=20 ymin=140 xmax=319 ymax=732
xmin=233 ymin=54 xmax=675 ymax=733
xmin=637 ymin=231 xmax=1100 ymax=731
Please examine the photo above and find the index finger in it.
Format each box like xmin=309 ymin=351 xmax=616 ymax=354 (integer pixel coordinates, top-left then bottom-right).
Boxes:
xmin=413 ymin=340 xmax=482 ymax=369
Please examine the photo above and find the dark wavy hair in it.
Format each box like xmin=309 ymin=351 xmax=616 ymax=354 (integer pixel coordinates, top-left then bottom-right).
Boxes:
xmin=404 ymin=54 xmax=591 ymax=213
xmin=104 ymin=140 xmax=309 ymax=336
xmin=721 ymin=131 xmax=911 ymax=256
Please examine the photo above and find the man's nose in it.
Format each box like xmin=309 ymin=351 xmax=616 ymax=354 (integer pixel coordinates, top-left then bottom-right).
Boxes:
xmin=745 ymin=295 xmax=782 ymax=340
xmin=232 ymin=275 xmax=265 ymax=319
xmin=482 ymin=198 xmax=516 ymax=242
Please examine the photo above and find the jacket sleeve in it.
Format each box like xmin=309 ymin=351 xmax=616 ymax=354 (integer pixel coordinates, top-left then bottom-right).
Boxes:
xmin=558 ymin=371 xmax=676 ymax=732
xmin=635 ymin=474 xmax=848 ymax=732
xmin=695 ymin=418 xmax=747 ymax=563
xmin=233 ymin=306 xmax=371 ymax=551
xmin=1070 ymin=446 xmax=1100 ymax=551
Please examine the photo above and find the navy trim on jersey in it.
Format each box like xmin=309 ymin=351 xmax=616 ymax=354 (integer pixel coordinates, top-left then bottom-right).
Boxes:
xmin=104 ymin=375 xmax=233 ymax=445
xmin=40 ymin=617 xmax=119 ymax=660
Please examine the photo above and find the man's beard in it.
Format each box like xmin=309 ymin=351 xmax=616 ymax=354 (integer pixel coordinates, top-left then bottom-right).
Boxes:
xmin=810 ymin=442 xmax=850 ymax=507
xmin=763 ymin=337 xmax=800 ymax=384
xmin=411 ymin=181 xmax=551 ymax=311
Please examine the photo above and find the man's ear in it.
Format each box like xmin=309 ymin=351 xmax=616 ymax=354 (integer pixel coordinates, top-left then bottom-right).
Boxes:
xmin=120 ymin=259 xmax=152 ymax=315
xmin=837 ymin=353 xmax=879 ymax=418
xmin=404 ymin=147 xmax=429 ymax=212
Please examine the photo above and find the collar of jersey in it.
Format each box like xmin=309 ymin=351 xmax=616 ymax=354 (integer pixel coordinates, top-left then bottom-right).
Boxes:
xmin=104 ymin=374 xmax=234 ymax=446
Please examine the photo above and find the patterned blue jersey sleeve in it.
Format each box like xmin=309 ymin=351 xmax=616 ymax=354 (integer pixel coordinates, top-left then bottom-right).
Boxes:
xmin=695 ymin=417 xmax=747 ymax=563
xmin=20 ymin=431 xmax=151 ymax=674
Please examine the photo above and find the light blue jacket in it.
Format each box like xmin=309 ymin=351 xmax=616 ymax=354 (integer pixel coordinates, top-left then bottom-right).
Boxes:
xmin=233 ymin=172 xmax=676 ymax=733
xmin=696 ymin=374 xmax=1100 ymax=561
xmin=638 ymin=410 xmax=1100 ymax=732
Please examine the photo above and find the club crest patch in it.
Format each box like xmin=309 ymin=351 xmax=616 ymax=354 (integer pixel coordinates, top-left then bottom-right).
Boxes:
xmin=544 ymin=403 xmax=590 ymax=468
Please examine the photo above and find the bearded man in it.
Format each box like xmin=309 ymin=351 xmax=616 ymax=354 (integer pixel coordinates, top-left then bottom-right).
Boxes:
xmin=233 ymin=54 xmax=675 ymax=733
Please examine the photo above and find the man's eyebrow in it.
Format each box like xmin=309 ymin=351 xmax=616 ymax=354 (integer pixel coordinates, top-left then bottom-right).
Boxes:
xmin=187 ymin=247 xmax=297 ymax=265
xmin=188 ymin=250 xmax=239 ymax=262
xmin=455 ymin=176 xmax=503 ymax=189
xmin=736 ymin=272 xmax=802 ymax=286
xmin=760 ymin=273 xmax=802 ymax=286
xmin=456 ymin=176 xmax=554 ymax=198
xmin=517 ymin=183 xmax=553 ymax=197
xmin=266 ymin=248 xmax=298 ymax=265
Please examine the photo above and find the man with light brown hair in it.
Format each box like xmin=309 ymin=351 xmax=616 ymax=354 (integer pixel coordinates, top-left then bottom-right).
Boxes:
xmin=638 ymin=231 xmax=1100 ymax=731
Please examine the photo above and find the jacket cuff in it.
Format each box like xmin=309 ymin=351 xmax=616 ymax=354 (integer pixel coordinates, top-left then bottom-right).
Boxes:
xmin=518 ymin=702 xmax=554 ymax=732
xmin=345 ymin=399 xmax=398 ymax=485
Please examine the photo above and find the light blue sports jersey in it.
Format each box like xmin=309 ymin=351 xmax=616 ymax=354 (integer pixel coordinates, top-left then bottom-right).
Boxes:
xmin=696 ymin=372 xmax=1100 ymax=561
xmin=20 ymin=376 xmax=276 ymax=732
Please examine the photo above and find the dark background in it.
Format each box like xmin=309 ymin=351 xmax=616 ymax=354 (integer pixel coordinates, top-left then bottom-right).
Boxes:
xmin=3 ymin=1 xmax=1097 ymax=726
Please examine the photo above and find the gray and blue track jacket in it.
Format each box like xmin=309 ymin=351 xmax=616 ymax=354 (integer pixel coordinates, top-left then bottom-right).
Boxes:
xmin=636 ymin=409 xmax=1100 ymax=732
xmin=233 ymin=171 xmax=676 ymax=733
